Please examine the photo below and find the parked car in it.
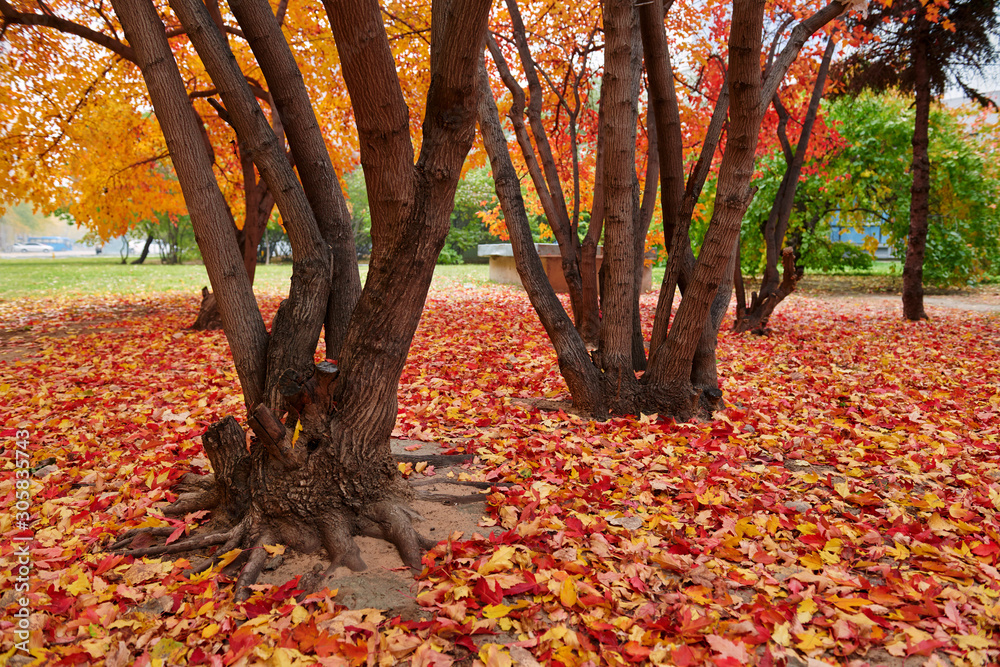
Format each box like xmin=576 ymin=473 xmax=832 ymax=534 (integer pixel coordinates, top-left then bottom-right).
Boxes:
xmin=12 ymin=242 xmax=54 ymax=252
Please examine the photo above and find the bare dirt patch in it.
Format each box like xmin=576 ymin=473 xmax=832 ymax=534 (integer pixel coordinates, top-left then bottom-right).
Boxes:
xmin=258 ymin=497 xmax=494 ymax=619
xmin=254 ymin=438 xmax=499 ymax=617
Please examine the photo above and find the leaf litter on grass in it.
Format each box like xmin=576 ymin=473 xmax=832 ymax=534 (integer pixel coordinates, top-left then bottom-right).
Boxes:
xmin=0 ymin=285 xmax=998 ymax=666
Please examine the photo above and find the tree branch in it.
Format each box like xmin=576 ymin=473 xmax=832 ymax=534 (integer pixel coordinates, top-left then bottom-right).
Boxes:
xmin=0 ymin=0 xmax=136 ymax=62
xmin=772 ymin=94 xmax=794 ymax=163
xmin=760 ymin=1 xmax=846 ymax=113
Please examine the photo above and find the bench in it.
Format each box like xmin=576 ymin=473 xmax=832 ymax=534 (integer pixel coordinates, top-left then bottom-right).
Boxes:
xmin=477 ymin=243 xmax=653 ymax=293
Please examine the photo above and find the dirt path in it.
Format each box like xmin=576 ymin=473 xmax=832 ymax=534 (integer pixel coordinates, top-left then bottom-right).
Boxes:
xmin=808 ymin=292 xmax=1000 ymax=313
xmin=788 ymin=275 xmax=1000 ymax=313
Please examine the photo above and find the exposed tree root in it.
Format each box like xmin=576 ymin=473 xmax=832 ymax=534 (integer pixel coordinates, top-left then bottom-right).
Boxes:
xmin=107 ymin=526 xmax=178 ymax=551
xmin=415 ymin=491 xmax=490 ymax=505
xmin=407 ymin=479 xmax=497 ymax=490
xmin=163 ymin=488 xmax=221 ymax=516
xmin=175 ymin=472 xmax=217 ymax=491
xmin=106 ymin=367 xmax=494 ymax=601
xmin=394 ymin=453 xmax=473 ymax=467
xmin=119 ymin=528 xmax=234 ymax=559
xmin=234 ymin=531 xmax=275 ymax=600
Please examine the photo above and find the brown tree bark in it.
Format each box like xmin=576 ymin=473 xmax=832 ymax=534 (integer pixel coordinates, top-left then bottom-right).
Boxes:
xmin=597 ymin=0 xmax=643 ymax=414
xmin=168 ymin=0 xmax=332 ymax=410
xmin=578 ymin=88 xmax=605 ymax=349
xmin=490 ymin=5 xmax=592 ymax=337
xmin=228 ymin=0 xmax=362 ymax=356
xmin=191 ymin=92 xmax=277 ymax=332
xmin=642 ymin=0 xmax=720 ymax=365
xmin=632 ymin=107 xmax=660 ymax=372
xmin=641 ymin=0 xmax=768 ymax=418
xmin=902 ymin=11 xmax=931 ymax=321
xmin=643 ymin=0 xmax=845 ymax=414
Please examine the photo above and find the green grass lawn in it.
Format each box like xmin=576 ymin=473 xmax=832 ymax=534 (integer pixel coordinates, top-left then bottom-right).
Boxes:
xmin=0 ymin=257 xmax=496 ymax=299
xmin=1 ymin=256 xmax=970 ymax=301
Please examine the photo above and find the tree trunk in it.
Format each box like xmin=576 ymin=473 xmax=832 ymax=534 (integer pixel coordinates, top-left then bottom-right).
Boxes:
xmin=229 ymin=0 xmax=362 ymax=358
xmin=168 ymin=0 xmax=333 ymax=410
xmin=490 ymin=11 xmax=589 ymax=331
xmin=735 ymin=34 xmax=837 ymax=334
xmin=902 ymin=12 xmax=931 ymax=321
xmin=131 ymin=233 xmax=155 ymax=264
xmin=631 ymin=107 xmax=659 ymax=372
xmin=478 ymin=58 xmax=606 ymax=416
xmin=597 ymin=0 xmax=642 ymax=414
xmin=641 ymin=0 xmax=768 ymax=418
xmin=578 ymin=89 xmax=605 ymax=349
xmin=641 ymin=0 xmax=723 ymax=363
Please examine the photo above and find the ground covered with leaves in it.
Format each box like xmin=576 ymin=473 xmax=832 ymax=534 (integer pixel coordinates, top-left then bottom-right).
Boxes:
xmin=1 ymin=281 xmax=999 ymax=667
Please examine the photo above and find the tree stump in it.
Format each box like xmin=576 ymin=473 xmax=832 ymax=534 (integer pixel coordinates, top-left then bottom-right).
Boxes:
xmin=191 ymin=286 xmax=223 ymax=331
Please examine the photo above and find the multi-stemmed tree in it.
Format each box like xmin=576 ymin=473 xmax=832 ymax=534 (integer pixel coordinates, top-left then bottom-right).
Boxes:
xmin=482 ymin=0 xmax=855 ymax=418
xmin=88 ymin=0 xmax=490 ymax=598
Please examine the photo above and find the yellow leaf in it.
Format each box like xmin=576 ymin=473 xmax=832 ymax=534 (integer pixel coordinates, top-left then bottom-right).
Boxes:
xmin=928 ymin=513 xmax=955 ymax=535
xmin=795 ymin=629 xmax=828 ymax=651
xmin=685 ymin=585 xmax=713 ymax=605
xmin=799 ymin=552 xmax=824 ymax=570
xmin=201 ymin=623 xmax=220 ymax=639
xmin=263 ymin=543 xmax=286 ymax=556
xmin=478 ymin=546 xmax=515 ymax=574
xmin=887 ymin=542 xmax=910 ymax=560
xmin=291 ymin=605 xmax=310 ymax=624
xmin=797 ymin=522 xmax=818 ymax=535
xmin=266 ymin=647 xmax=295 ymax=667
xmin=834 ymin=482 xmax=850 ymax=498
xmin=483 ymin=603 xmax=511 ymax=619
xmin=923 ymin=492 xmax=946 ymax=509
xmin=772 ymin=622 xmax=792 ymax=646
xmin=478 ymin=643 xmax=513 ymax=667
xmin=66 ymin=574 xmax=91 ymax=596
xmin=291 ymin=421 xmax=303 ymax=446
xmin=216 ymin=548 xmax=243 ymax=570
xmin=560 ymin=578 xmax=577 ymax=607
xmin=829 ymin=596 xmax=873 ymax=612
xmin=541 ymin=626 xmax=571 ymax=642
xmin=796 ymin=598 xmax=818 ymax=623
xmin=150 ymin=638 xmax=183 ymax=661
xmin=955 ymin=634 xmax=993 ymax=650
xmin=949 ymin=503 xmax=970 ymax=520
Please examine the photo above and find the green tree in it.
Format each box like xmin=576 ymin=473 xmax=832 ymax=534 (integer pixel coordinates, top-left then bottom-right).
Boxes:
xmin=837 ymin=0 xmax=999 ymax=318
xmin=738 ymin=92 xmax=1000 ymax=285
